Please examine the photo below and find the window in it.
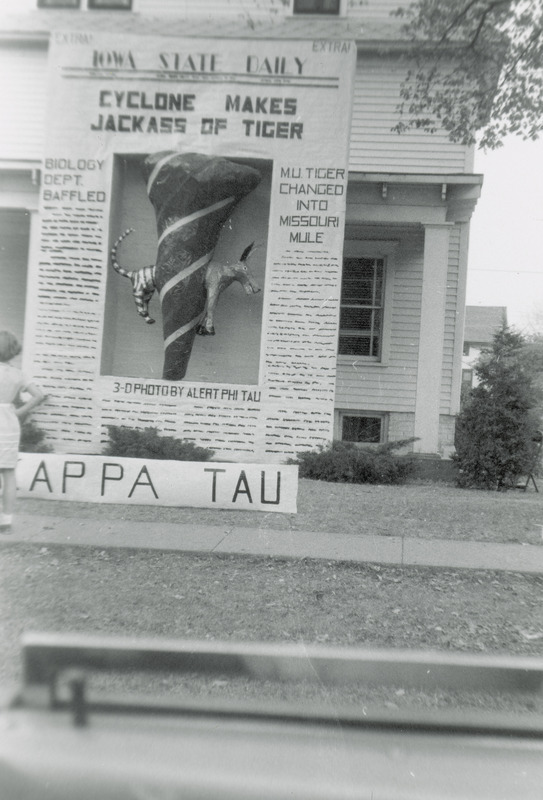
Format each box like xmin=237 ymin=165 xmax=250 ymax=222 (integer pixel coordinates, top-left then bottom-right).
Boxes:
xmin=88 ymin=0 xmax=132 ymax=8
xmin=338 ymin=413 xmax=385 ymax=444
xmin=339 ymin=257 xmax=384 ymax=358
xmin=292 ymin=0 xmax=340 ymax=14
xmin=38 ymin=0 xmax=81 ymax=7
xmin=462 ymin=369 xmax=474 ymax=385
xmin=38 ymin=0 xmax=132 ymax=8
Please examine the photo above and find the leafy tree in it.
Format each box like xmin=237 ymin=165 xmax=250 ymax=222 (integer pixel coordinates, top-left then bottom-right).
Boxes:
xmin=393 ymin=0 xmax=543 ymax=147
xmin=454 ymin=324 xmax=542 ymax=488
xmin=521 ymin=332 xmax=543 ymax=421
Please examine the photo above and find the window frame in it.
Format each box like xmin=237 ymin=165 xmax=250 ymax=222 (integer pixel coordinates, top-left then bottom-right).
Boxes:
xmin=37 ymin=0 xmax=81 ymax=8
xmin=87 ymin=0 xmax=133 ymax=9
xmin=37 ymin=0 xmax=133 ymax=9
xmin=338 ymin=240 xmax=397 ymax=366
xmin=291 ymin=0 xmax=342 ymax=15
xmin=334 ymin=410 xmax=388 ymax=446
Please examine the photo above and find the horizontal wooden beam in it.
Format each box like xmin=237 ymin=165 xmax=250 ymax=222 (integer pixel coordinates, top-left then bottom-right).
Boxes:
xmin=22 ymin=632 xmax=543 ymax=696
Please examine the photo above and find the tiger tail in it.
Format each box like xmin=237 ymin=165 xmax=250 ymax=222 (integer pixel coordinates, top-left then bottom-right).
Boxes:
xmin=110 ymin=228 xmax=157 ymax=324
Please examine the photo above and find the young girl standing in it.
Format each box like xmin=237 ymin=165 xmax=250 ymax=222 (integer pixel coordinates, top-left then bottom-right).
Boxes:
xmin=0 ymin=331 xmax=45 ymax=532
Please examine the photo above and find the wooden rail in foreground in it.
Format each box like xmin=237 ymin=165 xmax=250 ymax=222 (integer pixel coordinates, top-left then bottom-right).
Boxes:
xmin=22 ymin=631 xmax=543 ymax=696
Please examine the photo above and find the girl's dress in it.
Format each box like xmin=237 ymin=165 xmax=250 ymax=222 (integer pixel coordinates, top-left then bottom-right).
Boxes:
xmin=0 ymin=363 xmax=29 ymax=468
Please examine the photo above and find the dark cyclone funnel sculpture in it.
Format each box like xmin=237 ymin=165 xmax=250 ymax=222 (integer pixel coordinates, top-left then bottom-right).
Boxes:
xmin=140 ymin=151 xmax=261 ymax=381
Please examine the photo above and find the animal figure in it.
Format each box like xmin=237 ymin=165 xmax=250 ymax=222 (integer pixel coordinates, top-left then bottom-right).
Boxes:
xmin=197 ymin=242 xmax=260 ymax=336
xmin=110 ymin=228 xmax=157 ymax=324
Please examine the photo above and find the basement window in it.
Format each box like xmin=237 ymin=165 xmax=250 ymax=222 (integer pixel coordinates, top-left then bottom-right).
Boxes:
xmin=88 ymin=0 xmax=132 ymax=8
xmin=38 ymin=0 xmax=132 ymax=8
xmin=339 ymin=413 xmax=384 ymax=444
xmin=38 ymin=0 xmax=81 ymax=7
xmin=292 ymin=0 xmax=341 ymax=14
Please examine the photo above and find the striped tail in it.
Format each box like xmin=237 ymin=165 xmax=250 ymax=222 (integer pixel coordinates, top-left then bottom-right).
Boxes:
xmin=110 ymin=228 xmax=135 ymax=278
xmin=110 ymin=227 xmax=157 ymax=324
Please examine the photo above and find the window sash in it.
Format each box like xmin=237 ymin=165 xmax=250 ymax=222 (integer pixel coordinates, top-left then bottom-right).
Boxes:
xmin=339 ymin=257 xmax=384 ymax=359
xmin=37 ymin=0 xmax=132 ymax=7
xmin=88 ymin=0 xmax=132 ymax=8
xmin=341 ymin=415 xmax=382 ymax=444
xmin=293 ymin=0 xmax=340 ymax=14
xmin=37 ymin=0 xmax=81 ymax=7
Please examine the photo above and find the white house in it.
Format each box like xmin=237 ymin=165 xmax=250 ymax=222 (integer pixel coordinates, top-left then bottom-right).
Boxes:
xmin=462 ymin=305 xmax=507 ymax=389
xmin=0 ymin=0 xmax=483 ymax=462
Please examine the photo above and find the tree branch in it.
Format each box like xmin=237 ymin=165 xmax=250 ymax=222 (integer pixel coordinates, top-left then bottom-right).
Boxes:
xmin=497 ymin=25 xmax=543 ymax=90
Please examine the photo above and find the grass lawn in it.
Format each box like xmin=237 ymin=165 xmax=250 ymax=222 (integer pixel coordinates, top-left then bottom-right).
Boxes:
xmin=1 ymin=544 xmax=542 ymax=715
xmin=17 ymin=477 xmax=543 ymax=545
xmin=4 ymin=478 xmax=543 ymax=715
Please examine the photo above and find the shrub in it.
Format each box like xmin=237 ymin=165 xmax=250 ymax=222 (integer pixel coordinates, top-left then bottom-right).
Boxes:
xmin=20 ymin=419 xmax=53 ymax=453
xmin=290 ymin=440 xmax=417 ymax=484
xmin=454 ymin=325 xmax=542 ymax=489
xmin=103 ymin=425 xmax=214 ymax=462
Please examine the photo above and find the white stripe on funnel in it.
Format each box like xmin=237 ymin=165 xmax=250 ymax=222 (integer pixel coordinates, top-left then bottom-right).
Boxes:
xmin=146 ymin=152 xmax=180 ymax=196
xmin=158 ymin=251 xmax=213 ymax=303
xmin=157 ymin=196 xmax=234 ymax=248
xmin=164 ymin=313 xmax=204 ymax=349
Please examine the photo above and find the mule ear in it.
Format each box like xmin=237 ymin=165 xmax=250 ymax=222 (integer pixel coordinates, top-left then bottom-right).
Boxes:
xmin=240 ymin=242 xmax=255 ymax=263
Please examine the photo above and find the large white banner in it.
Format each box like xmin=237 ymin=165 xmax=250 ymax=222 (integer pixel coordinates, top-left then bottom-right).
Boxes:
xmin=28 ymin=32 xmax=356 ymax=463
xmin=17 ymin=454 xmax=298 ymax=513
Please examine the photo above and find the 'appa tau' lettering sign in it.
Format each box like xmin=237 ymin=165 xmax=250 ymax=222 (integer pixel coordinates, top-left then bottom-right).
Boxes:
xmin=17 ymin=454 xmax=298 ymax=514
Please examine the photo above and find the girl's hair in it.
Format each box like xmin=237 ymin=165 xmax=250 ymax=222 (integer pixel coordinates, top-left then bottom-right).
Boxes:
xmin=0 ymin=331 xmax=22 ymax=362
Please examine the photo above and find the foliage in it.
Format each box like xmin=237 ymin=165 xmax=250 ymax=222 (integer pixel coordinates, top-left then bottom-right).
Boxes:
xmin=393 ymin=0 xmax=543 ymax=148
xmin=521 ymin=332 xmax=543 ymax=372
xmin=289 ymin=439 xmax=417 ymax=484
xmin=19 ymin=419 xmax=53 ymax=453
xmin=459 ymin=379 xmax=474 ymax=410
xmin=103 ymin=425 xmax=214 ymax=462
xmin=454 ymin=324 xmax=542 ymax=488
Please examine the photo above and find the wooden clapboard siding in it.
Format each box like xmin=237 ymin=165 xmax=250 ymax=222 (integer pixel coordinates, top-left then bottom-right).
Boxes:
xmin=336 ymin=224 xmax=466 ymax=418
xmin=350 ymin=56 xmax=471 ymax=174
xmin=137 ymin=0 xmax=405 ymax=19
xmin=350 ymin=0 xmax=406 ymax=19
xmin=136 ymin=0 xmax=282 ymax=16
xmin=335 ymin=226 xmax=423 ymax=412
xmin=0 ymin=44 xmax=47 ymax=162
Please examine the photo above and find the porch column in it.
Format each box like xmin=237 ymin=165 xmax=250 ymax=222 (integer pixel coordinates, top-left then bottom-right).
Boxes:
xmin=413 ymin=223 xmax=452 ymax=454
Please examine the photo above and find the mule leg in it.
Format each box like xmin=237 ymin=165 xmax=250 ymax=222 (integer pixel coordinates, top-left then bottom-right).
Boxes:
xmin=197 ymin=293 xmax=216 ymax=335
